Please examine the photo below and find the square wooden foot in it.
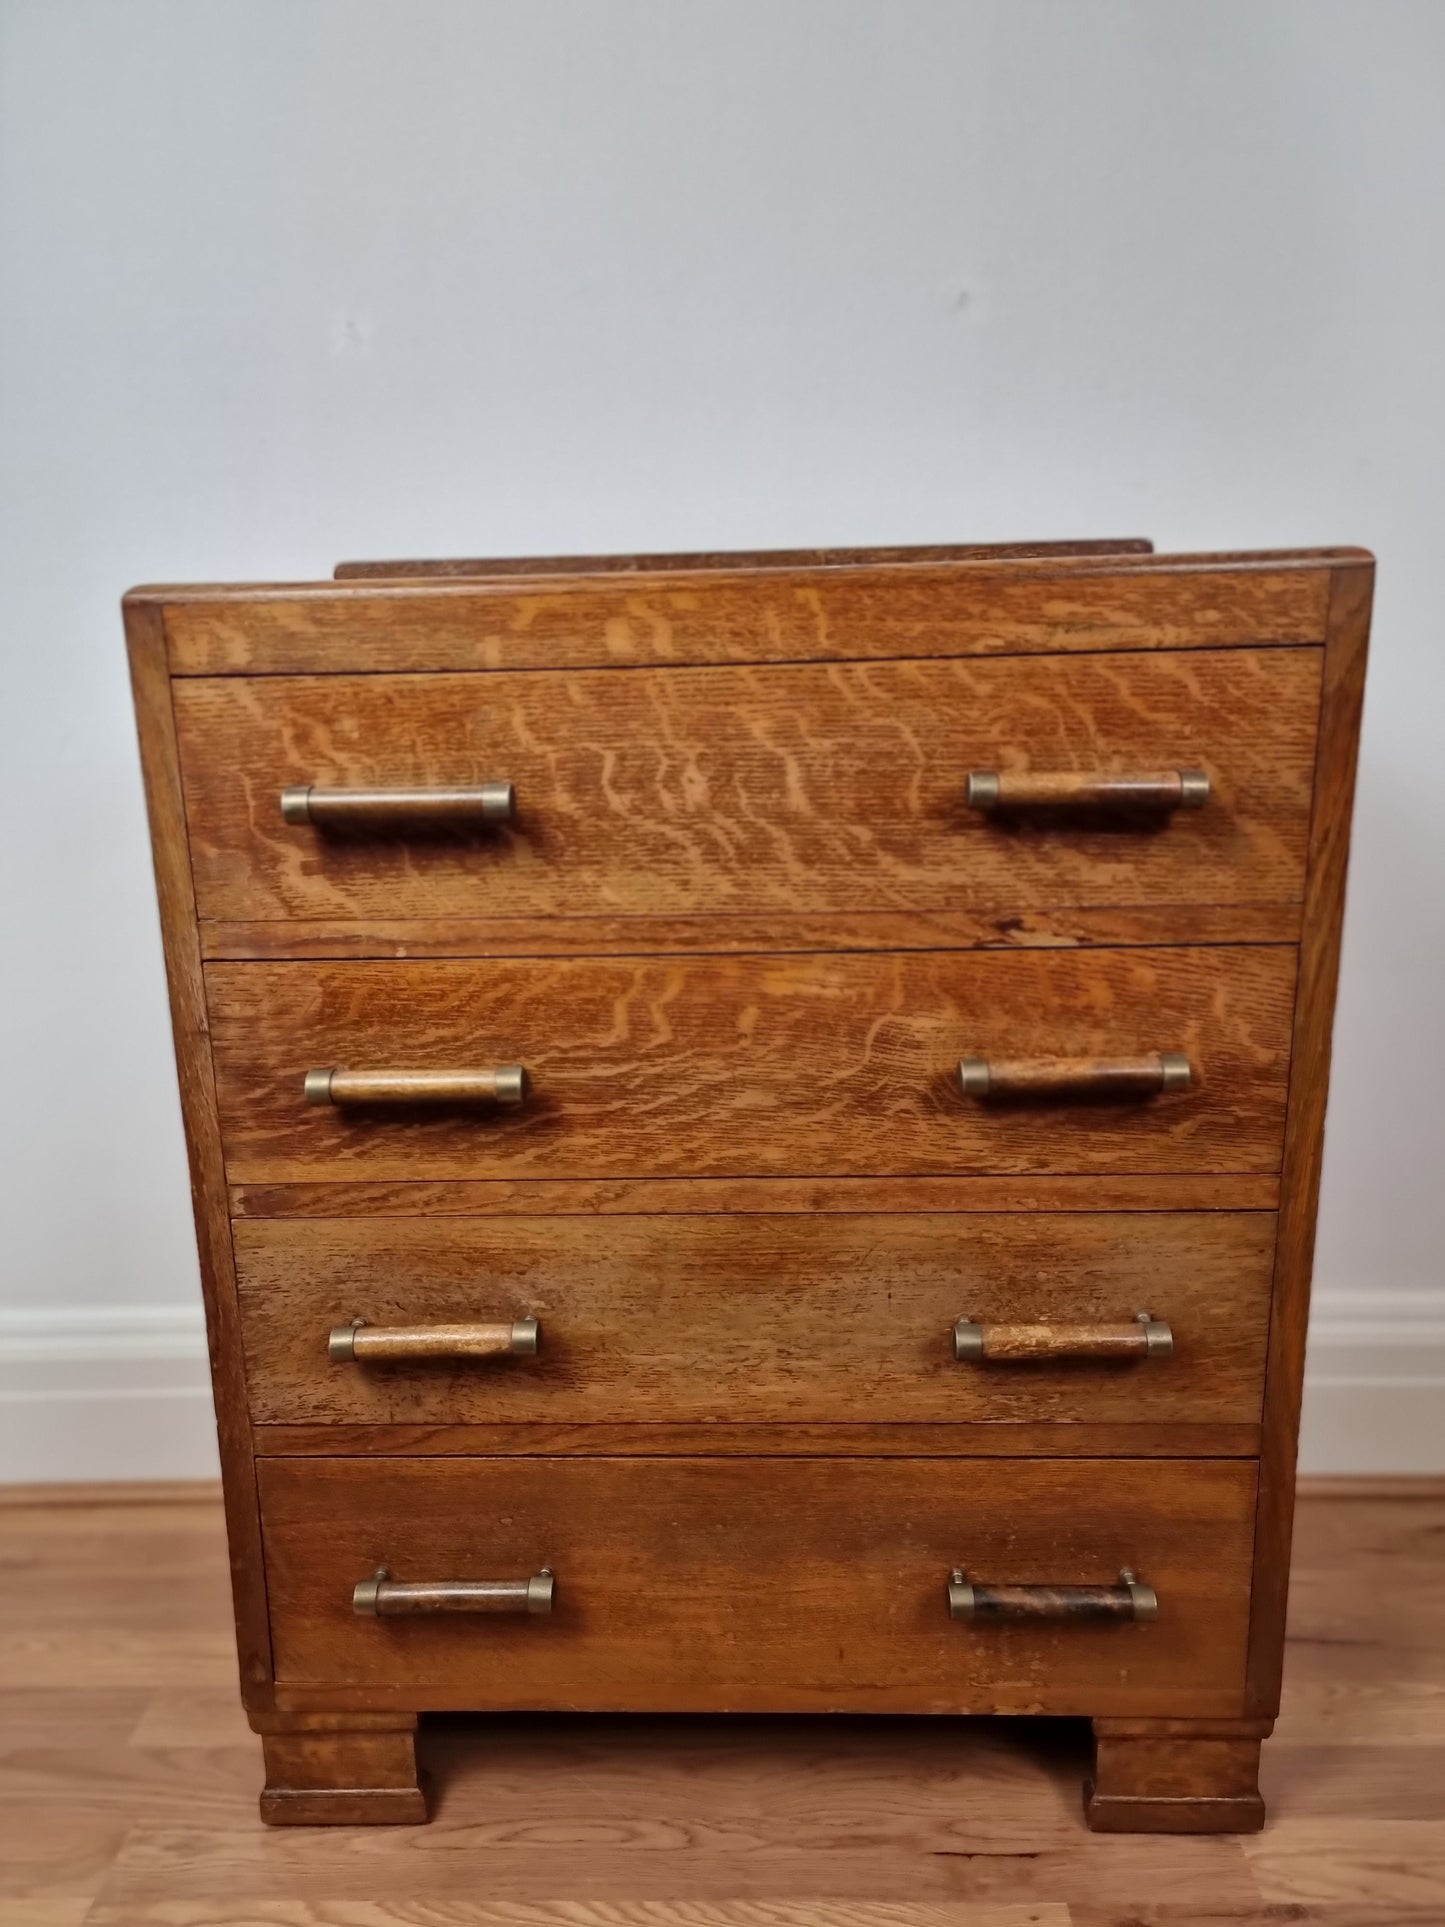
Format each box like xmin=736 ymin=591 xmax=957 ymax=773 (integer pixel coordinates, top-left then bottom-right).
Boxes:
xmin=1085 ymin=1718 xmax=1273 ymax=1833
xmin=254 ymin=1712 xmax=427 ymax=1825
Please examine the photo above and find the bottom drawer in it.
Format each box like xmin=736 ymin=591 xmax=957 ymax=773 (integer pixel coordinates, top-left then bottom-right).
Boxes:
xmin=259 ymin=1456 xmax=1257 ymax=1716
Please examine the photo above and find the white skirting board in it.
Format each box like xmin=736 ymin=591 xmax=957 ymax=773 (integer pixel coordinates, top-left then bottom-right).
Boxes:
xmin=0 ymin=1293 xmax=1441 ymax=1483
xmin=0 ymin=1306 xmax=221 ymax=1484
xmin=1296 ymin=1290 xmax=1445 ymax=1476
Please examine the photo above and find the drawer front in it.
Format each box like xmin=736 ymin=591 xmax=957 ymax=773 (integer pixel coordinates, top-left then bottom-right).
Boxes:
xmin=236 ymin=1212 xmax=1274 ymax=1427
xmin=258 ymin=1455 xmax=1257 ymax=1714
xmin=207 ymin=946 xmax=1296 ymax=1182
xmin=174 ymin=650 xmax=1320 ymax=923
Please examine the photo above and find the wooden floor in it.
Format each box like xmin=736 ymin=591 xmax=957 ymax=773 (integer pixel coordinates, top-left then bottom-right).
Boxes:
xmin=1 ymin=1484 xmax=1442 ymax=1925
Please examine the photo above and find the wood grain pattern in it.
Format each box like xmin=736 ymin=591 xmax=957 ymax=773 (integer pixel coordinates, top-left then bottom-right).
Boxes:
xmin=960 ymin=1320 xmax=1159 ymax=1360
xmin=1086 ymin=1718 xmax=1272 ymax=1833
xmin=334 ymin=536 xmax=1156 ymax=577
xmin=967 ymin=769 xmax=1208 ymax=812
xmin=0 ymin=1486 xmax=234 ymax=1692
xmin=256 ymin=1456 xmax=1258 ymax=1715
xmin=955 ymin=1582 xmax=1146 ymax=1624
xmin=172 ymin=650 xmax=1320 ymax=924
xmin=233 ymin=1211 xmax=1272 ymax=1428
xmin=122 ymin=602 xmax=274 ymax=1711
xmin=89 ymin=1903 xmax=1074 ymax=1926
xmin=1246 ymin=559 xmax=1373 ymax=1718
xmin=1244 ymin=1816 xmax=1445 ymax=1907
xmin=204 ymin=946 xmax=1296 ymax=1183
xmin=339 ymin=542 xmax=1375 ymax=582
xmin=198 ymin=901 xmax=1305 ymax=960
xmin=120 ymin=543 xmax=1372 ymax=1841
xmin=229 ymin=1171 xmax=1282 ymax=1217
xmin=253 ymin=1713 xmax=425 ymax=1826
xmin=143 ymin=556 xmax=1337 ymax=677
xmin=6 ymin=1487 xmax=1440 ymax=1918
xmin=959 ymin=1053 xmax=1188 ymax=1100
xmin=340 ymin=1319 xmax=532 ymax=1361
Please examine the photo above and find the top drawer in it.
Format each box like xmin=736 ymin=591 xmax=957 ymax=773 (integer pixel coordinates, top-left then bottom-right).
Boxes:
xmin=173 ymin=649 xmax=1320 ymax=924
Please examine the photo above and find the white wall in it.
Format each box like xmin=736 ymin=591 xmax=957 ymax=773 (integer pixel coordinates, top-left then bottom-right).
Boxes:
xmin=2 ymin=0 xmax=1442 ymax=1480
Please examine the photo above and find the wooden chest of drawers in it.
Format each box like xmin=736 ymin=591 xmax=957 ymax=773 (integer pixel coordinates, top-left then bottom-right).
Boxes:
xmin=125 ymin=538 xmax=1371 ymax=1832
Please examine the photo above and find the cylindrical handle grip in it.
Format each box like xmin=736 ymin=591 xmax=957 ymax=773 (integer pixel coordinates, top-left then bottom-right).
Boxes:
xmin=958 ymin=1053 xmax=1191 ymax=1101
xmin=966 ymin=770 xmax=1208 ymax=812
xmin=281 ymin=784 xmax=515 ymax=828
xmin=353 ymin=1567 xmax=555 ymax=1617
xmin=305 ymin=1067 xmax=529 ymax=1107
xmin=953 ymin=1314 xmax=1174 ymax=1362
xmin=948 ymin=1568 xmax=1158 ymax=1622
xmin=329 ymin=1317 xmax=540 ymax=1363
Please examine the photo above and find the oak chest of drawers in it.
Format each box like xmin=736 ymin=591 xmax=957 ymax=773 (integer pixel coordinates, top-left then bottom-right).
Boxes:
xmin=125 ymin=538 xmax=1371 ymax=1831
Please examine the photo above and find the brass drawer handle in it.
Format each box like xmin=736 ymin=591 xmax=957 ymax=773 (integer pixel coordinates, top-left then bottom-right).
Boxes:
xmin=948 ymin=1568 xmax=1158 ymax=1623
xmin=966 ymin=770 xmax=1209 ymax=813
xmin=329 ymin=1316 xmax=540 ymax=1364
xmin=958 ymin=1052 xmax=1191 ymax=1101
xmin=954 ymin=1312 xmax=1173 ymax=1362
xmin=304 ymin=1066 xmax=529 ymax=1107
xmin=281 ymin=783 xmax=515 ymax=829
xmin=353 ymin=1567 xmax=555 ymax=1617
